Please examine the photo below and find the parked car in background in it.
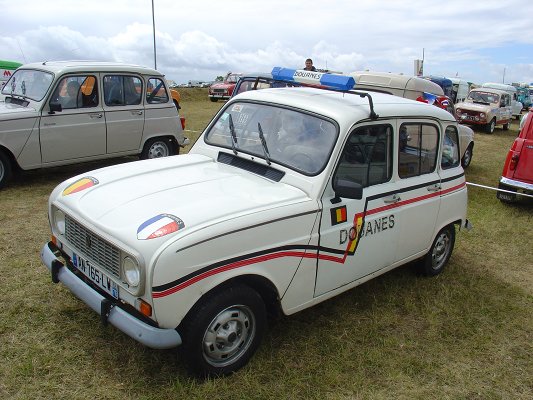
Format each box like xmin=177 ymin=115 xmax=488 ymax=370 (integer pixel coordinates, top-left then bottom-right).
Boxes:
xmin=481 ymin=83 xmax=522 ymax=119
xmin=497 ymin=109 xmax=533 ymax=203
xmin=41 ymin=67 xmax=470 ymax=377
xmin=513 ymin=84 xmax=531 ymax=110
xmin=455 ymin=88 xmax=512 ymax=133
xmin=0 ymin=60 xmax=189 ymax=189
xmin=208 ymin=72 xmax=242 ymax=102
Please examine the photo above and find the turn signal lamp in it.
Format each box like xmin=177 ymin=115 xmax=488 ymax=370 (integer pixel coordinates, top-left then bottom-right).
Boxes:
xmin=138 ymin=299 xmax=152 ymax=317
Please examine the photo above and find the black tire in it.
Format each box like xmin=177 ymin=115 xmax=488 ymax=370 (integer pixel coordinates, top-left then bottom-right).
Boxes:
xmin=140 ymin=137 xmax=177 ymax=159
xmin=178 ymin=284 xmax=266 ymax=377
xmin=419 ymin=225 xmax=455 ymax=276
xmin=209 ymin=97 xmax=218 ymax=102
xmin=0 ymin=150 xmax=13 ymax=190
xmin=503 ymin=122 xmax=510 ymax=131
xmin=461 ymin=144 xmax=473 ymax=168
xmin=485 ymin=118 xmax=496 ymax=134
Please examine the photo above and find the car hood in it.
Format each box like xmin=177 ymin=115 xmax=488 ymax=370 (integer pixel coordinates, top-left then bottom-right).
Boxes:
xmin=210 ymin=82 xmax=233 ymax=89
xmin=456 ymin=101 xmax=493 ymax=112
xmin=0 ymin=100 xmax=38 ymax=119
xmin=54 ymin=154 xmax=309 ymax=243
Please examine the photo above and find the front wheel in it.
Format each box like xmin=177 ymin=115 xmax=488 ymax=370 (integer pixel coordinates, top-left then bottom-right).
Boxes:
xmin=140 ymin=137 xmax=177 ymax=159
xmin=0 ymin=150 xmax=13 ymax=190
xmin=178 ymin=284 xmax=266 ymax=377
xmin=503 ymin=122 xmax=510 ymax=131
xmin=419 ymin=225 xmax=456 ymax=276
xmin=209 ymin=97 xmax=218 ymax=102
xmin=485 ymin=118 xmax=496 ymax=134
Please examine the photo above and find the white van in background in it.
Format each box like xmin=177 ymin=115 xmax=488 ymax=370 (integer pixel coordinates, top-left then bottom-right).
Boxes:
xmin=450 ymin=78 xmax=472 ymax=103
xmin=481 ymin=83 xmax=523 ymax=120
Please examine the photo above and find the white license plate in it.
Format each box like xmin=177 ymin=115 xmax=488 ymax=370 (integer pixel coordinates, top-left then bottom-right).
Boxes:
xmin=72 ymin=253 xmax=119 ymax=299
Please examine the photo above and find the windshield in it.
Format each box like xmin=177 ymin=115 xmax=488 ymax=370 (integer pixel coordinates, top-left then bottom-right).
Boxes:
xmin=468 ymin=91 xmax=499 ymax=104
xmin=1 ymin=69 xmax=53 ymax=101
xmin=205 ymin=102 xmax=338 ymax=175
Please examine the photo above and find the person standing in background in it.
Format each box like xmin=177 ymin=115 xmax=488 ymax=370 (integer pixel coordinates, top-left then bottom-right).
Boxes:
xmin=304 ymin=58 xmax=317 ymax=71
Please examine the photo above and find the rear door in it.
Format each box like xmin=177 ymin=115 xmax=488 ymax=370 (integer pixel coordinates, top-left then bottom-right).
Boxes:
xmin=393 ymin=121 xmax=441 ymax=263
xmin=102 ymin=73 xmax=145 ymax=153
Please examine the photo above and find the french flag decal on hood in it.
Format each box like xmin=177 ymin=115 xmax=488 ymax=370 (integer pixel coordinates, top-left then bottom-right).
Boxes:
xmin=137 ymin=214 xmax=185 ymax=240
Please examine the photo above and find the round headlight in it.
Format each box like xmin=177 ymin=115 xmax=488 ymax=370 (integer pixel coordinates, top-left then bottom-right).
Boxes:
xmin=54 ymin=209 xmax=66 ymax=235
xmin=123 ymin=257 xmax=140 ymax=287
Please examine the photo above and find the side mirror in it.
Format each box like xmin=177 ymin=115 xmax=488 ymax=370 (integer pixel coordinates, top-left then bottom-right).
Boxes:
xmin=332 ymin=178 xmax=363 ymax=201
xmin=48 ymin=102 xmax=62 ymax=114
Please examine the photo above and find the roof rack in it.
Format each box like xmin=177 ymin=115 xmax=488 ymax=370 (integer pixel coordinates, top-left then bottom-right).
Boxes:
xmin=264 ymin=67 xmax=379 ymax=120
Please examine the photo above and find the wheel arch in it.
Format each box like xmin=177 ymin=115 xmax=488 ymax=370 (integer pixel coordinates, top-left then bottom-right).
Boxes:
xmin=177 ymin=273 xmax=282 ymax=330
xmin=0 ymin=144 xmax=19 ymax=170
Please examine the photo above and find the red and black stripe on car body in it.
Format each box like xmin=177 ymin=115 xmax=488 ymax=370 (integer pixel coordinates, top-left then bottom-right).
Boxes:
xmin=152 ymin=173 xmax=466 ymax=298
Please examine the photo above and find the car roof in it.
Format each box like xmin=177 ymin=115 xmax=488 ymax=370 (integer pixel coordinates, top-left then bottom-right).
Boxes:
xmin=233 ymin=86 xmax=456 ymax=127
xmin=17 ymin=60 xmax=163 ymax=77
xmin=470 ymin=87 xmax=509 ymax=96
xmin=348 ymin=71 xmax=444 ymax=96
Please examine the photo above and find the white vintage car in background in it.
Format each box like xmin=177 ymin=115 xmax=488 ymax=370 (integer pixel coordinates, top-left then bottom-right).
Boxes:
xmin=0 ymin=61 xmax=189 ymax=189
xmin=41 ymin=68 xmax=470 ymax=377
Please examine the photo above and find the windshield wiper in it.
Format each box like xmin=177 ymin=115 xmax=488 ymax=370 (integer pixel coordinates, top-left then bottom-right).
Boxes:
xmin=257 ymin=122 xmax=271 ymax=165
xmin=228 ymin=113 xmax=238 ymax=155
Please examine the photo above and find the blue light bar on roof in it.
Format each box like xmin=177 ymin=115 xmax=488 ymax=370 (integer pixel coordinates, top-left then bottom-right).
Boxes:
xmin=271 ymin=67 xmax=355 ymax=91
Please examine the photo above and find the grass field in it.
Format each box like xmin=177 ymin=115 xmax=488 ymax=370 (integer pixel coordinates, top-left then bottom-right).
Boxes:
xmin=0 ymin=90 xmax=531 ymax=399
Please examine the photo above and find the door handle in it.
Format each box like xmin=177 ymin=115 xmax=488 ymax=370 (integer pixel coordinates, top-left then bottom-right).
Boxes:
xmin=384 ymin=194 xmax=400 ymax=204
xmin=427 ymin=183 xmax=441 ymax=192
xmin=89 ymin=113 xmax=103 ymax=118
xmin=132 ymin=110 xmax=143 ymax=115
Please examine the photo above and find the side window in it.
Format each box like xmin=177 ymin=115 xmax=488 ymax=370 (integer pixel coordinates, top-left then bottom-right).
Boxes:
xmin=441 ymin=126 xmax=460 ymax=169
xmin=398 ymin=123 xmax=438 ymax=178
xmin=146 ymin=78 xmax=169 ymax=104
xmin=51 ymin=75 xmax=98 ymax=109
xmin=335 ymin=124 xmax=393 ymax=187
xmin=104 ymin=75 xmax=142 ymax=106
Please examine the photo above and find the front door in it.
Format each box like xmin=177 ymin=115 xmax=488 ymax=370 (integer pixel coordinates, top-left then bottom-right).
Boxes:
xmin=40 ymin=75 xmax=106 ymax=164
xmin=315 ymin=123 xmax=398 ymax=296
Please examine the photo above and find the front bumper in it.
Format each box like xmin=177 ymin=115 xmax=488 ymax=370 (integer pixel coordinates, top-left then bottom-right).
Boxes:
xmin=40 ymin=242 xmax=182 ymax=349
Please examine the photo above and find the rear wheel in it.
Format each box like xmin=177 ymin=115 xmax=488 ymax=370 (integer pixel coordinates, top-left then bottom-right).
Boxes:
xmin=178 ymin=284 xmax=266 ymax=377
xmin=485 ymin=118 xmax=496 ymax=134
xmin=210 ymin=97 xmax=218 ymax=102
xmin=503 ymin=122 xmax=510 ymax=130
xmin=461 ymin=144 xmax=473 ymax=168
xmin=419 ymin=225 xmax=455 ymax=276
xmin=0 ymin=150 xmax=13 ymax=190
xmin=140 ymin=137 xmax=177 ymax=159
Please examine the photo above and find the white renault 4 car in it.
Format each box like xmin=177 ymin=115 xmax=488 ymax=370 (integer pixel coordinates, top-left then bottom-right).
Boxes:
xmin=0 ymin=61 xmax=189 ymax=189
xmin=41 ymin=68 xmax=470 ymax=377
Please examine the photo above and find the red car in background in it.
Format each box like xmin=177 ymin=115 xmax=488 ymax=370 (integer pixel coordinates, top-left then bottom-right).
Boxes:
xmin=208 ymin=72 xmax=242 ymax=102
xmin=497 ymin=110 xmax=533 ymax=203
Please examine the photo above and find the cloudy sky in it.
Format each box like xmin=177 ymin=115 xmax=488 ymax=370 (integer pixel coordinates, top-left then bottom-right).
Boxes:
xmin=1 ymin=0 xmax=533 ymax=85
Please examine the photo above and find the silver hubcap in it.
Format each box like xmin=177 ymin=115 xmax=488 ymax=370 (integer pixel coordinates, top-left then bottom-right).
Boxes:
xmin=148 ymin=141 xmax=170 ymax=158
xmin=202 ymin=305 xmax=255 ymax=367
xmin=431 ymin=231 xmax=451 ymax=271
xmin=463 ymin=149 xmax=471 ymax=165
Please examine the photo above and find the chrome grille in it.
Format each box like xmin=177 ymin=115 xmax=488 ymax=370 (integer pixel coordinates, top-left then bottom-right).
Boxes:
xmin=65 ymin=215 xmax=121 ymax=278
